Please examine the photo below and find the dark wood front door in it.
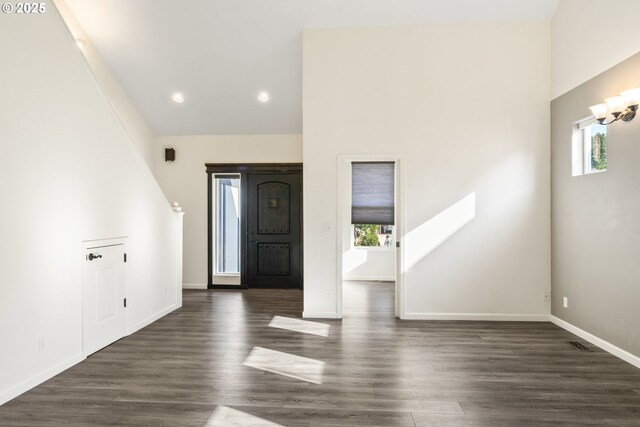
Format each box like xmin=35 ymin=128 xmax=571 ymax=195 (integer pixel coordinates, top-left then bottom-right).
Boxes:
xmin=246 ymin=173 xmax=302 ymax=288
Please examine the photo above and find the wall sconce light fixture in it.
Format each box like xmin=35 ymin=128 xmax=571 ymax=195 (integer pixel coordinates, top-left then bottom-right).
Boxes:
xmin=165 ymin=147 xmax=176 ymax=162
xmin=589 ymin=88 xmax=640 ymax=125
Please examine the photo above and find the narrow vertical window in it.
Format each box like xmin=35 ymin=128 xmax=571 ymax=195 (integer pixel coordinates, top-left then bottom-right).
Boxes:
xmin=573 ymin=118 xmax=607 ymax=176
xmin=215 ymin=175 xmax=241 ymax=274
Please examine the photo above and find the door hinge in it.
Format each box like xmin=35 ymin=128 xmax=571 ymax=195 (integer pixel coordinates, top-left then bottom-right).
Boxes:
xmin=124 ymin=298 xmax=127 ymax=308
xmin=124 ymin=253 xmax=127 ymax=263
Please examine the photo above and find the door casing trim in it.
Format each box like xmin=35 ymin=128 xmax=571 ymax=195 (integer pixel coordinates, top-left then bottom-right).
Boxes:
xmin=336 ymin=155 xmax=405 ymax=319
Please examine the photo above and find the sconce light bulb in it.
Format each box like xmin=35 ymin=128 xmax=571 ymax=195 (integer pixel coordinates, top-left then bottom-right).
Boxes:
xmin=589 ymin=103 xmax=608 ymax=120
xmin=258 ymin=91 xmax=270 ymax=103
xmin=620 ymin=88 xmax=640 ymax=107
xmin=604 ymin=96 xmax=625 ymax=114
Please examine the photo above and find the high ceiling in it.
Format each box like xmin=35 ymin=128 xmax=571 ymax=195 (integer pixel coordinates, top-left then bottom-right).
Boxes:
xmin=65 ymin=0 xmax=560 ymax=136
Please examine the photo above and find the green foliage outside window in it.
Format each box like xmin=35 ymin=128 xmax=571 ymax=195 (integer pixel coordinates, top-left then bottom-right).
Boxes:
xmin=591 ymin=132 xmax=607 ymax=171
xmin=354 ymin=224 xmax=380 ymax=246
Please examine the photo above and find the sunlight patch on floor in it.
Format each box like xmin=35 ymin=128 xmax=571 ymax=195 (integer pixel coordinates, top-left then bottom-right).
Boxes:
xmin=206 ymin=406 xmax=283 ymax=426
xmin=243 ymin=346 xmax=325 ymax=384
xmin=268 ymin=315 xmax=330 ymax=337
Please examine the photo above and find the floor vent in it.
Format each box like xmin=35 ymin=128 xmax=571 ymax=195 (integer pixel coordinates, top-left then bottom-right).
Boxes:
xmin=567 ymin=341 xmax=591 ymax=351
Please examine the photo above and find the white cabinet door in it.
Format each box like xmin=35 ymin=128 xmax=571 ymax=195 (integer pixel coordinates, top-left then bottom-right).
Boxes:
xmin=83 ymin=244 xmax=126 ymax=356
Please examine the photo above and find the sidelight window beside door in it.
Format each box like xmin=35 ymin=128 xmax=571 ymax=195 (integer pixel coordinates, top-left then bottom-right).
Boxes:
xmin=215 ymin=176 xmax=241 ymax=274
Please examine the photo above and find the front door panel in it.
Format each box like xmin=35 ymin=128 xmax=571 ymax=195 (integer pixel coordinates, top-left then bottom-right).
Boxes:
xmin=247 ymin=173 xmax=302 ymax=288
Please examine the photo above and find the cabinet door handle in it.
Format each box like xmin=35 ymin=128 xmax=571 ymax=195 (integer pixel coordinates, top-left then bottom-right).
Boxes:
xmin=88 ymin=253 xmax=102 ymax=261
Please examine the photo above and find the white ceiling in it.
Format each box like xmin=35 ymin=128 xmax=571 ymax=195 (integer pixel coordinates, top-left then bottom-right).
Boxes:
xmin=65 ymin=0 xmax=560 ymax=136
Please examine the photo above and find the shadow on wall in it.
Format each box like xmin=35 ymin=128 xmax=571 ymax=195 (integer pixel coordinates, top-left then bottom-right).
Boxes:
xmin=404 ymin=192 xmax=476 ymax=271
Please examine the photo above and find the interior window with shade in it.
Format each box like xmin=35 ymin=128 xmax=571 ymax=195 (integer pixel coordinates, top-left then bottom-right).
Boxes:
xmin=351 ymin=162 xmax=395 ymax=247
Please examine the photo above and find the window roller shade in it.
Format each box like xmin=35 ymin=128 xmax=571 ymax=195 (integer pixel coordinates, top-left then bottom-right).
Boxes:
xmin=351 ymin=162 xmax=395 ymax=225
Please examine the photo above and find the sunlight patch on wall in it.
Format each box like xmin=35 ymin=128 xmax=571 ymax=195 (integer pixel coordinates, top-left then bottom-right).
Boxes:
xmin=206 ymin=405 xmax=283 ymax=426
xmin=342 ymin=247 xmax=368 ymax=275
xmin=268 ymin=316 xmax=330 ymax=337
xmin=243 ymin=346 xmax=325 ymax=384
xmin=404 ymin=192 xmax=476 ymax=271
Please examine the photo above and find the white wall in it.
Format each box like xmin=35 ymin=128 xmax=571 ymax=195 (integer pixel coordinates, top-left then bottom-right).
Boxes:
xmin=551 ymin=0 xmax=640 ymax=99
xmin=343 ymin=247 xmax=395 ymax=281
xmin=155 ymin=135 xmax=302 ymax=287
xmin=303 ymin=24 xmax=551 ymax=319
xmin=54 ymin=0 xmax=158 ymax=174
xmin=0 ymin=1 xmax=181 ymax=404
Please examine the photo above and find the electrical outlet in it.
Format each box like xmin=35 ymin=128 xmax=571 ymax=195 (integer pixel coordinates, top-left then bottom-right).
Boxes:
xmin=327 ymin=290 xmax=332 ymax=299
xmin=563 ymin=297 xmax=568 ymax=308
xmin=544 ymin=291 xmax=550 ymax=302
xmin=163 ymin=287 xmax=167 ymax=297
xmin=37 ymin=337 xmax=46 ymax=353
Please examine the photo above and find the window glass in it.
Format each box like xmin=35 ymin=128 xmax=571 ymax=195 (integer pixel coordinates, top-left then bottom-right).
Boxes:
xmin=587 ymin=123 xmax=607 ymax=173
xmin=353 ymin=224 xmax=394 ymax=247
xmin=215 ymin=176 xmax=240 ymax=274
xmin=573 ymin=119 xmax=607 ymax=176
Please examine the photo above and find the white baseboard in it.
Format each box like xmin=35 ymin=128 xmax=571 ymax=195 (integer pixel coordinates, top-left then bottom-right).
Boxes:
xmin=0 ymin=353 xmax=85 ymax=406
xmin=183 ymin=283 xmax=207 ymax=290
xmin=303 ymin=311 xmax=341 ymax=319
xmin=549 ymin=315 xmax=640 ymax=369
xmin=343 ymin=276 xmax=396 ymax=282
xmin=403 ymin=312 xmax=549 ymax=321
xmin=126 ymin=303 xmax=180 ymax=336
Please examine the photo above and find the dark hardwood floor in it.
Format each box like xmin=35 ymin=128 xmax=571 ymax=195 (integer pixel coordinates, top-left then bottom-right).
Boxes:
xmin=1 ymin=281 xmax=640 ymax=426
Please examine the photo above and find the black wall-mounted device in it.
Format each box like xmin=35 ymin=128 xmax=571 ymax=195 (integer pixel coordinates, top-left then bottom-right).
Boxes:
xmin=165 ymin=147 xmax=176 ymax=162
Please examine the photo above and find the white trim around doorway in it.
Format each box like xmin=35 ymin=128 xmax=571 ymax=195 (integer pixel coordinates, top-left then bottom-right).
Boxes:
xmin=336 ymin=154 xmax=405 ymax=319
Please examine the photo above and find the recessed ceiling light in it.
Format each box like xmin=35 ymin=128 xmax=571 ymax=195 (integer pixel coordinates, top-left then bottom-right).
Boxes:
xmin=258 ymin=91 xmax=270 ymax=103
xmin=172 ymin=92 xmax=185 ymax=104
xmin=75 ymin=39 xmax=86 ymax=49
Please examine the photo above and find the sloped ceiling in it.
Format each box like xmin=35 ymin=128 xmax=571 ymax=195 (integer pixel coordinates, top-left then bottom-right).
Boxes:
xmin=65 ymin=0 xmax=559 ymax=135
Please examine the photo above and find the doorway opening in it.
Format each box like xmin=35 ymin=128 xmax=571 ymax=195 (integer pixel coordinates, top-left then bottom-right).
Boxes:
xmin=207 ymin=163 xmax=303 ymax=289
xmin=337 ymin=156 xmax=402 ymax=319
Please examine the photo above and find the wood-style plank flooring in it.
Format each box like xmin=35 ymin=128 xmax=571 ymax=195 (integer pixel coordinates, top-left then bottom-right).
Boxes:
xmin=1 ymin=281 xmax=640 ymax=426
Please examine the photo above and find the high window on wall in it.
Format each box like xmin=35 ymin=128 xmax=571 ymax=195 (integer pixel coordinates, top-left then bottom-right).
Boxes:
xmin=351 ymin=162 xmax=395 ymax=247
xmin=572 ymin=118 xmax=607 ymax=176
xmin=215 ymin=175 xmax=241 ymax=274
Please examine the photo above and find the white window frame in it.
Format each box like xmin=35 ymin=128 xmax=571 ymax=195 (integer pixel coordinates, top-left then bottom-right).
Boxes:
xmin=572 ymin=117 xmax=607 ymax=177
xmin=212 ymin=174 xmax=241 ymax=284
